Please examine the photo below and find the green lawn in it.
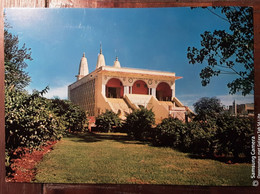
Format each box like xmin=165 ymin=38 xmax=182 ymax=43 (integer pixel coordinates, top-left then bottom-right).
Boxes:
xmin=34 ymin=132 xmax=251 ymax=185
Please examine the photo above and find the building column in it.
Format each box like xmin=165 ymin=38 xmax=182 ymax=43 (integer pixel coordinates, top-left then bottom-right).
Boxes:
xmin=124 ymin=86 xmax=129 ymax=95
xmin=171 ymin=89 xmax=175 ymax=100
xmin=102 ymin=84 xmax=106 ymax=96
xmin=171 ymin=82 xmax=175 ymax=99
xmin=151 ymin=88 xmax=156 ymax=97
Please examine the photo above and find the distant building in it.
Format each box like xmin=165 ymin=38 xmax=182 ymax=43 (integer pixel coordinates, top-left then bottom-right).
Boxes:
xmin=228 ymin=100 xmax=254 ymax=116
xmin=68 ymin=46 xmax=192 ymax=123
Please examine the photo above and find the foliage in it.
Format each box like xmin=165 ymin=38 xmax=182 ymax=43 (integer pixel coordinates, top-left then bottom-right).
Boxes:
xmin=4 ymin=20 xmax=88 ymax=176
xmin=150 ymin=113 xmax=253 ymax=161
xmin=152 ymin=117 xmax=187 ymax=147
xmin=95 ymin=110 xmax=122 ymax=132
xmin=185 ymin=119 xmax=218 ymax=156
xmin=4 ymin=26 xmax=32 ymax=90
xmin=5 ymin=88 xmax=88 ymax=175
xmin=152 ymin=117 xmax=218 ymax=156
xmin=50 ymin=98 xmax=88 ymax=132
xmin=181 ymin=121 xmax=200 ymax=151
xmin=215 ymin=114 xmax=254 ymax=160
xmin=5 ymin=88 xmax=66 ymax=153
xmin=187 ymin=7 xmax=253 ymax=96
xmin=5 ymin=88 xmax=88 ymax=153
xmin=193 ymin=97 xmax=223 ymax=120
xmin=124 ymin=107 xmax=155 ymax=140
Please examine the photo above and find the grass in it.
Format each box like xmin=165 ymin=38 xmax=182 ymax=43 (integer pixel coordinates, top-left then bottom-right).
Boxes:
xmin=34 ymin=132 xmax=251 ymax=185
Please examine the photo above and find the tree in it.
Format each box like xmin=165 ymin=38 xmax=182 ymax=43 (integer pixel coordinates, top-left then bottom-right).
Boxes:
xmin=4 ymin=21 xmax=32 ymax=90
xmin=193 ymin=97 xmax=223 ymax=120
xmin=187 ymin=7 xmax=253 ymax=96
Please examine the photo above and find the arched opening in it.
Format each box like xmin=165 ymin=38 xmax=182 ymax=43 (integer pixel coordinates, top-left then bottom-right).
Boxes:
xmin=106 ymin=78 xmax=124 ymax=98
xmin=156 ymin=82 xmax=172 ymax=101
xmin=132 ymin=80 xmax=149 ymax=95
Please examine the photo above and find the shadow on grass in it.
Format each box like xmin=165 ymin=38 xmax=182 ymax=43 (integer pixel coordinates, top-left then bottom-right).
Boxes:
xmin=67 ymin=133 xmax=249 ymax=164
xmin=67 ymin=132 xmax=148 ymax=145
xmin=66 ymin=133 xmax=101 ymax=143
xmin=187 ymin=153 xmax=250 ymax=164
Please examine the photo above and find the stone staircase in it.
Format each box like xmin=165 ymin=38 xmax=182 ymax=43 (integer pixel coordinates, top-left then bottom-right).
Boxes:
xmin=106 ymin=95 xmax=189 ymax=122
xmin=107 ymin=98 xmax=132 ymax=118
xmin=159 ymin=101 xmax=174 ymax=111
xmin=124 ymin=94 xmax=152 ymax=108
xmin=159 ymin=100 xmax=186 ymax=122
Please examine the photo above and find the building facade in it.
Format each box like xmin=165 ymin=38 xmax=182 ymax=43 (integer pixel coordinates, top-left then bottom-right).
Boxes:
xmin=68 ymin=47 xmax=192 ymax=123
xmin=228 ymin=100 xmax=254 ymax=116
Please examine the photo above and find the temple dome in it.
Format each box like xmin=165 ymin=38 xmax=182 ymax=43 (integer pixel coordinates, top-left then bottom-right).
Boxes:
xmin=77 ymin=52 xmax=89 ymax=80
xmin=96 ymin=45 xmax=106 ymax=69
xmin=113 ymin=56 xmax=121 ymax=68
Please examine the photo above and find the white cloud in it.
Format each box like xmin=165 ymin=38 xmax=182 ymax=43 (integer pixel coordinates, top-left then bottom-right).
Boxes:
xmin=64 ymin=23 xmax=92 ymax=31
xmin=43 ymin=85 xmax=68 ymax=99
xmin=6 ymin=8 xmax=48 ymax=28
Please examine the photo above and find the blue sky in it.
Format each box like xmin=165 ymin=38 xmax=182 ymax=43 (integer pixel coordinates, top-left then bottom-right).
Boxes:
xmin=5 ymin=7 xmax=254 ymax=109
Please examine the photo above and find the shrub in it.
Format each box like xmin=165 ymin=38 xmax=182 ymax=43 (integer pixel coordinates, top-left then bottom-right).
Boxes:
xmin=5 ymin=88 xmax=66 ymax=152
xmin=185 ymin=119 xmax=218 ymax=156
xmin=181 ymin=121 xmax=200 ymax=152
xmin=215 ymin=114 xmax=254 ymax=160
xmin=50 ymin=99 xmax=88 ymax=132
xmin=152 ymin=117 xmax=187 ymax=147
xmin=124 ymin=107 xmax=155 ymax=140
xmin=95 ymin=110 xmax=122 ymax=132
xmin=5 ymin=88 xmax=89 ymax=176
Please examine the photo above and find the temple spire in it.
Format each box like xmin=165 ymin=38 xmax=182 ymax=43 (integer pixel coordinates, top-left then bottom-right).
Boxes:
xmin=77 ymin=52 xmax=89 ymax=80
xmin=96 ymin=44 xmax=106 ymax=69
xmin=113 ymin=56 xmax=121 ymax=68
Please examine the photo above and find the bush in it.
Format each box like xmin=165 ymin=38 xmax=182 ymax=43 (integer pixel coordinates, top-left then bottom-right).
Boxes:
xmin=185 ymin=119 xmax=218 ymax=156
xmin=150 ymin=116 xmax=218 ymax=156
xmin=5 ymin=88 xmax=66 ymax=152
xmin=152 ymin=117 xmax=187 ymax=147
xmin=5 ymin=88 xmax=88 ymax=176
xmin=50 ymin=99 xmax=88 ymax=132
xmin=95 ymin=110 xmax=122 ymax=132
xmin=166 ymin=115 xmax=253 ymax=160
xmin=215 ymin=114 xmax=254 ymax=160
xmin=124 ymin=107 xmax=155 ymax=140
